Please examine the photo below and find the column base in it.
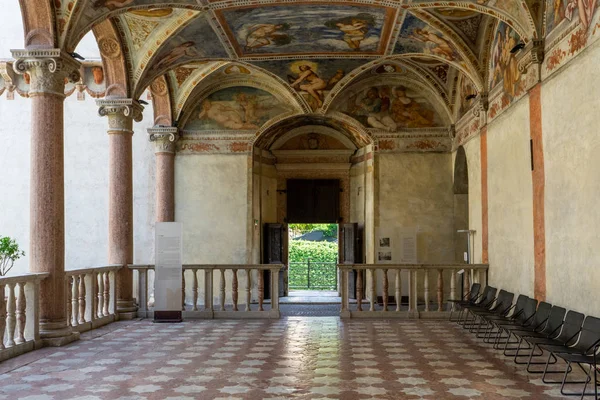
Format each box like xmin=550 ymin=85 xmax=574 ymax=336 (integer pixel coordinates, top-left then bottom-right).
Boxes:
xmin=117 ymin=299 xmax=138 ymax=320
xmin=39 ymin=321 xmax=80 ymax=347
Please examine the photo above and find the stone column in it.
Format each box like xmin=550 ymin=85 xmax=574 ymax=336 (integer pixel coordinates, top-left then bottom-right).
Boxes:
xmin=97 ymin=99 xmax=143 ymax=320
xmin=11 ymin=49 xmax=81 ymax=345
xmin=148 ymin=127 xmax=179 ymax=222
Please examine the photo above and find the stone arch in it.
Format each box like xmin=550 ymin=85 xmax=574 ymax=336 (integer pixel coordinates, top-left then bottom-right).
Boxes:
xmin=254 ymin=112 xmax=373 ymax=151
xmin=91 ymin=19 xmax=130 ymax=98
xmin=150 ymin=75 xmax=172 ymax=126
xmin=18 ymin=0 xmax=56 ymax=49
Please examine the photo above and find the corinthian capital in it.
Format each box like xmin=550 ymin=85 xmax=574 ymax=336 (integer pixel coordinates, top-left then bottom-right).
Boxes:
xmin=11 ymin=49 xmax=81 ymax=96
xmin=96 ymin=98 xmax=144 ymax=133
xmin=148 ymin=126 xmax=179 ymax=154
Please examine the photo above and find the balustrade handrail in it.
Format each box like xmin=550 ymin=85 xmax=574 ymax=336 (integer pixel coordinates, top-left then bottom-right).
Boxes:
xmin=338 ymin=263 xmax=489 ymax=271
xmin=65 ymin=265 xmax=122 ymax=276
xmin=128 ymin=264 xmax=284 ymax=271
xmin=0 ymin=272 xmax=49 ymax=285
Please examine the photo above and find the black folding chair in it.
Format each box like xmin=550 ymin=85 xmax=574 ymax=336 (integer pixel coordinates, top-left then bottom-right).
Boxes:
xmin=488 ymin=296 xmax=537 ymax=347
xmin=468 ymin=290 xmax=514 ymax=339
xmin=448 ymin=283 xmax=481 ymax=322
xmin=538 ymin=316 xmax=600 ymax=397
xmin=512 ymin=305 xmax=566 ymax=360
xmin=521 ymin=310 xmax=585 ymax=373
xmin=459 ymin=286 xmax=497 ymax=328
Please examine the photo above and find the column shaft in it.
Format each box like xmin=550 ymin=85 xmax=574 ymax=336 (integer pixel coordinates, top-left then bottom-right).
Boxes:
xmin=156 ymin=153 xmax=175 ymax=222
xmin=12 ymin=49 xmax=81 ymax=345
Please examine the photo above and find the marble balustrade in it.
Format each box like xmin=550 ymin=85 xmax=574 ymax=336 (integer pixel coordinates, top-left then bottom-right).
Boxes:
xmin=130 ymin=264 xmax=284 ymax=319
xmin=65 ymin=265 xmax=120 ymax=333
xmin=338 ymin=264 xmax=489 ymax=319
xmin=0 ymin=272 xmax=48 ymax=362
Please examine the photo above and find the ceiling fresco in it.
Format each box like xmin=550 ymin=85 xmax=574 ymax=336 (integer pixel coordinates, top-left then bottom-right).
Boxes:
xmin=22 ymin=0 xmax=558 ymax=139
xmin=215 ymin=4 xmax=396 ymax=57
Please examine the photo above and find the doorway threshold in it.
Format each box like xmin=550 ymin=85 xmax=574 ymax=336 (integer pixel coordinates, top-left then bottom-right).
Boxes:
xmin=281 ymin=290 xmax=341 ymax=304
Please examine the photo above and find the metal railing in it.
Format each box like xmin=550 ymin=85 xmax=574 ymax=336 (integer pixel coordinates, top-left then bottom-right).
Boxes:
xmin=288 ymin=260 xmax=337 ymax=290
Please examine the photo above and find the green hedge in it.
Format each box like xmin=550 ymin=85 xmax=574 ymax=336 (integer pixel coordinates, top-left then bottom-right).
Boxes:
xmin=289 ymin=240 xmax=338 ymax=290
xmin=289 ymin=240 xmax=338 ymax=262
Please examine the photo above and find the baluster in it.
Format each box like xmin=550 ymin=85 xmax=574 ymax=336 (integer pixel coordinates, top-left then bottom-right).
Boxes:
xmin=356 ymin=270 xmax=363 ymax=311
xmin=245 ymin=269 xmax=252 ymax=312
xmin=437 ymin=269 xmax=443 ymax=312
xmin=66 ymin=277 xmax=72 ymax=328
xmin=450 ymin=269 xmax=457 ymax=311
xmin=0 ymin=283 xmax=5 ymax=349
xmin=78 ymin=275 xmax=86 ymax=324
xmin=15 ymin=282 xmax=26 ymax=343
xmin=258 ymin=269 xmax=264 ymax=311
xmin=382 ymin=269 xmax=388 ymax=312
xmin=232 ymin=269 xmax=238 ymax=311
xmin=103 ymin=272 xmax=110 ymax=316
xmin=181 ymin=272 xmax=186 ymax=311
xmin=424 ymin=270 xmax=430 ymax=312
xmin=408 ymin=270 xmax=417 ymax=312
xmin=341 ymin=268 xmax=348 ymax=313
xmin=71 ymin=276 xmax=79 ymax=326
xmin=97 ymin=272 xmax=104 ymax=318
xmin=395 ymin=270 xmax=401 ymax=312
xmin=370 ymin=270 xmax=376 ymax=311
xmin=464 ymin=268 xmax=471 ymax=299
xmin=192 ymin=270 xmax=199 ymax=311
xmin=6 ymin=283 xmax=16 ymax=347
xmin=220 ymin=269 xmax=226 ymax=311
xmin=204 ymin=269 xmax=213 ymax=312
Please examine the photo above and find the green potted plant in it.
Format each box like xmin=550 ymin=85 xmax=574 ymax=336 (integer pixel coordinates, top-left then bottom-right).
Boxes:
xmin=0 ymin=236 xmax=25 ymax=276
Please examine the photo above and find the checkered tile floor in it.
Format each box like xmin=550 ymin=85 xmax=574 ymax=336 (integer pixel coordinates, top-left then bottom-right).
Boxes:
xmin=0 ymin=318 xmax=584 ymax=399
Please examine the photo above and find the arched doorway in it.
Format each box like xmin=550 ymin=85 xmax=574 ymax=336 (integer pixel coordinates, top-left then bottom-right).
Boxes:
xmin=454 ymin=146 xmax=470 ymax=263
xmin=252 ymin=115 xmax=374 ymax=305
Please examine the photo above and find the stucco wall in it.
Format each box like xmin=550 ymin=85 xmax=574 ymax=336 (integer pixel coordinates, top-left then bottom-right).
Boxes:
xmin=487 ymin=96 xmax=535 ymax=296
xmin=541 ymin=40 xmax=600 ymax=316
xmin=376 ymin=153 xmax=454 ymax=263
xmin=0 ymin=94 xmax=155 ymax=275
xmin=174 ymin=154 xmax=248 ymax=264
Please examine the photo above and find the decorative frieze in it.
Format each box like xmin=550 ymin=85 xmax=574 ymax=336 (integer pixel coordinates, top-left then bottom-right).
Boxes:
xmin=97 ymin=98 xmax=144 ymax=133
xmin=148 ymin=127 xmax=179 ymax=154
xmin=11 ymin=49 xmax=81 ymax=97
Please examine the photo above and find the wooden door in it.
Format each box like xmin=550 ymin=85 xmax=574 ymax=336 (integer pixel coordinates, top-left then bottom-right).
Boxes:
xmin=263 ymin=223 xmax=285 ymax=299
xmin=340 ymin=223 xmax=362 ymax=299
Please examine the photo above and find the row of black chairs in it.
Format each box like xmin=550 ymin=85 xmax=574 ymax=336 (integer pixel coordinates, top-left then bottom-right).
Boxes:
xmin=449 ymin=283 xmax=599 ymax=399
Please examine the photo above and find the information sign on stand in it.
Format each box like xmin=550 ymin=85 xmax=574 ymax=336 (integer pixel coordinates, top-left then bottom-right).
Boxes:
xmin=154 ymin=222 xmax=183 ymax=322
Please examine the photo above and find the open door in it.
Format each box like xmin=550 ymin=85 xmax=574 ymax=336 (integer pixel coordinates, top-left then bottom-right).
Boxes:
xmin=339 ymin=223 xmax=362 ymax=299
xmin=263 ymin=223 xmax=285 ymax=299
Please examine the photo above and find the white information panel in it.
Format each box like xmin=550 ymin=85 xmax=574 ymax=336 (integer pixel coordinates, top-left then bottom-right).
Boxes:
xmin=155 ymin=222 xmax=183 ymax=320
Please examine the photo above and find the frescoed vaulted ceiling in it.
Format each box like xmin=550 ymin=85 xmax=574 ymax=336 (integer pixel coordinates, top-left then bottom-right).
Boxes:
xmin=32 ymin=0 xmax=547 ymax=139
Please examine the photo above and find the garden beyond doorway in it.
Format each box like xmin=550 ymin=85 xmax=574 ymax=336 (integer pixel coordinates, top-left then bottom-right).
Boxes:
xmin=288 ymin=223 xmax=338 ymax=292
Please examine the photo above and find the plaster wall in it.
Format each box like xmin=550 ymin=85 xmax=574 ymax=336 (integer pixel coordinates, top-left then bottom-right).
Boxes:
xmin=174 ymin=154 xmax=248 ymax=264
xmin=487 ymin=96 xmax=535 ymax=296
xmin=541 ymin=40 xmax=600 ymax=316
xmin=376 ymin=153 xmax=455 ymax=264
xmin=462 ymin=137 xmax=483 ymax=264
xmin=0 ymin=94 xmax=155 ymax=276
